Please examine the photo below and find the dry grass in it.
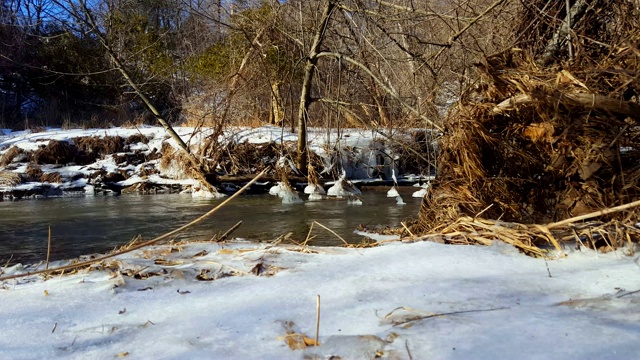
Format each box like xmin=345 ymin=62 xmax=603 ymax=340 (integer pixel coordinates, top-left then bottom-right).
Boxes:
xmin=414 ymin=1 xmax=639 ymax=254
xmin=75 ymin=136 xmax=124 ymax=160
xmin=25 ymin=164 xmax=43 ymax=181
xmin=0 ymin=171 xmax=22 ymax=186
xmin=0 ymin=147 xmax=25 ymax=166
xmin=41 ymin=172 xmax=63 ymax=183
xmin=33 ymin=140 xmax=79 ymax=165
xmin=125 ymin=133 xmax=150 ymax=145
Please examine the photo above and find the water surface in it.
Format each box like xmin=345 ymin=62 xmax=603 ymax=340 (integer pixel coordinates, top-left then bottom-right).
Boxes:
xmin=0 ymin=188 xmax=420 ymax=265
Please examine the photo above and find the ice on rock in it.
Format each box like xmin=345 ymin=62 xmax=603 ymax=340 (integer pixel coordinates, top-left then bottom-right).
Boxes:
xmin=281 ymin=189 xmax=303 ymax=204
xmin=327 ymin=172 xmax=361 ymax=197
xmin=270 ymin=181 xmax=303 ymax=204
xmin=412 ymin=182 xmax=430 ymax=198
xmin=396 ymin=195 xmax=406 ymax=205
xmin=308 ymin=192 xmax=324 ymax=201
xmin=192 ymin=182 xmax=226 ymax=199
xmin=386 ymin=186 xmax=399 ymax=197
xmin=269 ymin=182 xmax=285 ymax=196
xmin=84 ymin=184 xmax=96 ymax=196
xmin=304 ymin=183 xmax=326 ymax=195
xmin=348 ymin=197 xmax=363 ymax=205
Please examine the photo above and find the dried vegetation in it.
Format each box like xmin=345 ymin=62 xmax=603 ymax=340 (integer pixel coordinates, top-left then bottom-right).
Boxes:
xmin=416 ymin=0 xmax=640 ymax=255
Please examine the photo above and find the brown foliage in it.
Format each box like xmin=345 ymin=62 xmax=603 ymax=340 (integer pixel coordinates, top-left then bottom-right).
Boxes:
xmin=33 ymin=140 xmax=80 ymax=165
xmin=41 ymin=172 xmax=63 ymax=183
xmin=0 ymin=171 xmax=23 ymax=186
xmin=126 ymin=133 xmax=150 ymax=145
xmin=418 ymin=46 xmax=640 ymax=232
xmin=25 ymin=164 xmax=43 ymax=181
xmin=0 ymin=146 xmax=25 ymax=166
xmin=75 ymin=136 xmax=125 ymax=159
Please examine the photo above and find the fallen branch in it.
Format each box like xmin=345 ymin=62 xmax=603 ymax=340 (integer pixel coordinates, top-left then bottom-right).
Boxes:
xmin=546 ymin=199 xmax=640 ymax=229
xmin=492 ymin=91 xmax=640 ymax=120
xmin=0 ymin=168 xmax=270 ymax=282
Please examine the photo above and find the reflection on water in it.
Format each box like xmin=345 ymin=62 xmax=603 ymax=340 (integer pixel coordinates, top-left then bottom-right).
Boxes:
xmin=0 ymin=188 xmax=421 ymax=265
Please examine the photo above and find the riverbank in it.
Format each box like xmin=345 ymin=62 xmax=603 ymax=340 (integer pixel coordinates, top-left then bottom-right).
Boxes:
xmin=0 ymin=126 xmax=434 ymax=200
xmin=1 ymin=238 xmax=638 ymax=359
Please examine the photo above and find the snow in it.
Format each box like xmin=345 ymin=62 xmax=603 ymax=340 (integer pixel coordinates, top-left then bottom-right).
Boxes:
xmin=269 ymin=182 xmax=303 ymax=204
xmin=411 ymin=182 xmax=430 ymax=198
xmin=303 ymin=183 xmax=325 ymax=195
xmin=326 ymin=172 xmax=362 ymax=197
xmin=1 ymin=240 xmax=639 ymax=359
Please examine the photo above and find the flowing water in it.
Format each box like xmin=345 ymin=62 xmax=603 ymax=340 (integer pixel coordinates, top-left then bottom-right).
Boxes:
xmin=0 ymin=188 xmax=421 ymax=265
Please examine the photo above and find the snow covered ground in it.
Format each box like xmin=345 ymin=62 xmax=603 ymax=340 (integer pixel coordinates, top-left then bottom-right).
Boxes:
xmin=1 ymin=239 xmax=639 ymax=359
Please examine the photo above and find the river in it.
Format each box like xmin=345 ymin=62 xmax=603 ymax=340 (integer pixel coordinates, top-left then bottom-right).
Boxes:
xmin=0 ymin=187 xmax=421 ymax=265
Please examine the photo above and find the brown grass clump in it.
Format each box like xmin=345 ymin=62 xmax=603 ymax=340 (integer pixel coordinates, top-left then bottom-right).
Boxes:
xmin=25 ymin=164 xmax=43 ymax=181
xmin=125 ymin=133 xmax=150 ymax=145
xmin=0 ymin=147 xmax=25 ymax=166
xmin=33 ymin=140 xmax=80 ymax=165
xmin=418 ymin=49 xmax=640 ymax=231
xmin=75 ymin=136 xmax=124 ymax=160
xmin=41 ymin=172 xmax=63 ymax=183
xmin=0 ymin=171 xmax=22 ymax=186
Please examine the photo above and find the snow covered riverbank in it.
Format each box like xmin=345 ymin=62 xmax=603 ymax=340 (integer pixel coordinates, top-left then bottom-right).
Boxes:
xmin=0 ymin=126 xmax=434 ymax=200
xmin=1 ymin=239 xmax=639 ymax=359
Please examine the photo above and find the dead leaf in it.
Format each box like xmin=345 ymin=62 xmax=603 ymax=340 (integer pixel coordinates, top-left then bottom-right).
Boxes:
xmin=115 ymin=351 xmax=129 ymax=357
xmin=251 ymin=263 xmax=266 ymax=276
xmin=217 ymin=248 xmax=255 ymax=255
xmin=154 ymin=258 xmax=183 ymax=266
xmin=281 ymin=333 xmax=318 ymax=349
xmin=196 ymin=269 xmax=215 ymax=281
xmin=578 ymin=162 xmax=601 ymax=180
xmin=44 ymin=290 xmax=49 ymax=296
xmin=137 ymin=287 xmax=153 ymax=291
xmin=522 ymin=122 xmax=554 ymax=143
xmin=192 ymin=250 xmax=208 ymax=257
xmin=177 ymin=289 xmax=190 ymax=295
xmin=118 ymin=308 xmax=127 ymax=315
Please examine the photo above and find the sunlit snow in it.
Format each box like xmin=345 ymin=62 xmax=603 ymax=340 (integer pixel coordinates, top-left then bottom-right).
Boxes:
xmin=1 ymin=240 xmax=639 ymax=359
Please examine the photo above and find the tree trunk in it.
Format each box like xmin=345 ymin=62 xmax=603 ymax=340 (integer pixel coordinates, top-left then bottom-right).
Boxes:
xmin=269 ymin=80 xmax=284 ymax=125
xmin=296 ymin=0 xmax=337 ymax=174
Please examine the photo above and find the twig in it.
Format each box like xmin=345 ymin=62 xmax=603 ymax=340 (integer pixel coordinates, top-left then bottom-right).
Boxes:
xmin=302 ymin=222 xmax=316 ymax=247
xmin=0 ymin=168 xmax=270 ymax=282
xmin=616 ymin=289 xmax=640 ymax=298
xmin=473 ymin=203 xmax=494 ymax=220
xmin=401 ymin=222 xmax=415 ymax=238
xmin=392 ymin=307 xmax=510 ymax=327
xmin=313 ymin=221 xmax=349 ymax=245
xmin=405 ymin=340 xmax=413 ymax=360
xmin=315 ymin=294 xmax=321 ymax=347
xmin=544 ymin=259 xmax=552 ymax=278
xmin=46 ymin=226 xmax=52 ymax=270
xmin=214 ymin=221 xmax=243 ymax=242
xmin=546 ymin=199 xmax=640 ymax=229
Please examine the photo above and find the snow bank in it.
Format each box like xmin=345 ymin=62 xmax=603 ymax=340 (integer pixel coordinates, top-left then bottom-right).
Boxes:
xmin=1 ymin=240 xmax=638 ymax=359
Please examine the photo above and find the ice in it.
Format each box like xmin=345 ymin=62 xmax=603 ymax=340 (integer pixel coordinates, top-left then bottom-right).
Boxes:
xmin=327 ymin=172 xmax=361 ymax=197
xmin=386 ymin=186 xmax=399 ymax=197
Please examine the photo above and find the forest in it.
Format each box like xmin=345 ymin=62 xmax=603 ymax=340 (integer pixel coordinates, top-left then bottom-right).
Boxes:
xmin=1 ymin=1 xmax=510 ymax=139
